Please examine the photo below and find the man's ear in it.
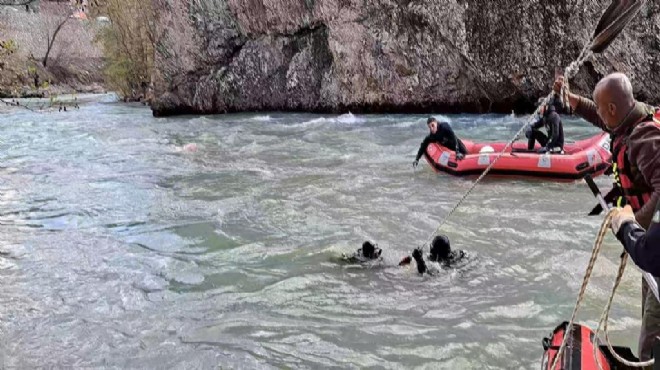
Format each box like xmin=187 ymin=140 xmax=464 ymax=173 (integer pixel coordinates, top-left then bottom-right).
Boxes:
xmin=608 ymin=102 xmax=617 ymax=117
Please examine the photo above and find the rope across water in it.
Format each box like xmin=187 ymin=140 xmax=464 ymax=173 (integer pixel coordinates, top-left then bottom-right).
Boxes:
xmin=419 ymin=46 xmax=594 ymax=250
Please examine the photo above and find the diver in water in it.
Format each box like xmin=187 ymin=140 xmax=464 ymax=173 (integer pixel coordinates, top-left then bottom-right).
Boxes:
xmin=429 ymin=235 xmax=466 ymax=266
xmin=344 ymin=235 xmax=467 ymax=274
xmin=342 ymin=241 xmax=383 ymax=264
xmin=401 ymin=235 xmax=467 ymax=275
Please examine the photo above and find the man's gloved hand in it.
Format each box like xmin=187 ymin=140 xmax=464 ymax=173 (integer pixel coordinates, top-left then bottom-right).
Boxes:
xmin=553 ymin=75 xmax=567 ymax=95
xmin=456 ymin=153 xmax=465 ymax=160
xmin=537 ymin=147 xmax=548 ymax=154
xmin=611 ymin=205 xmax=636 ymax=235
xmin=553 ymin=76 xmax=573 ymax=115
xmin=412 ymin=160 xmax=419 ymax=168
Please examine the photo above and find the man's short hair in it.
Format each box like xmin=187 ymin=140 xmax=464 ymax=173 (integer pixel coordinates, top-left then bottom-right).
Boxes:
xmin=427 ymin=117 xmax=437 ymax=125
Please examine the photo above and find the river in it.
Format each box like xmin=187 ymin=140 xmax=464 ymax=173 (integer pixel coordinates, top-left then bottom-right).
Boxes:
xmin=0 ymin=95 xmax=644 ymax=368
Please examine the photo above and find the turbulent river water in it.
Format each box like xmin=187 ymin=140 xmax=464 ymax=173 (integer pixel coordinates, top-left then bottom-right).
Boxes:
xmin=0 ymin=95 xmax=646 ymax=368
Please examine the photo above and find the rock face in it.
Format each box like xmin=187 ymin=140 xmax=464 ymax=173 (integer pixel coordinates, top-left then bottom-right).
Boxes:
xmin=150 ymin=0 xmax=660 ymax=116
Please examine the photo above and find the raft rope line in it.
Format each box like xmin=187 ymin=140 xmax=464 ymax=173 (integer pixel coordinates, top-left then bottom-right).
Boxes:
xmin=547 ymin=208 xmax=654 ymax=369
xmin=414 ymin=2 xmax=651 ymax=368
xmin=420 ymin=45 xmax=593 ymax=250
xmin=593 ymin=251 xmax=654 ymax=369
xmin=548 ymin=208 xmax=614 ymax=369
xmin=415 ymin=40 xmax=652 ymax=368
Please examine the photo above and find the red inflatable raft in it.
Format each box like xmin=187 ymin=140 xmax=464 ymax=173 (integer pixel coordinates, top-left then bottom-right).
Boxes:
xmin=542 ymin=322 xmax=639 ymax=370
xmin=423 ymin=133 xmax=612 ymax=180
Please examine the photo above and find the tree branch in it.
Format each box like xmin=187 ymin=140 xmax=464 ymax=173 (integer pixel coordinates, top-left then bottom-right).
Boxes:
xmin=43 ymin=14 xmax=70 ymax=67
xmin=0 ymin=0 xmax=37 ymax=6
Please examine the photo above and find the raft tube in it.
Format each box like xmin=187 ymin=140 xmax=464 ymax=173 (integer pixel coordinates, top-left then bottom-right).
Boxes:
xmin=542 ymin=322 xmax=638 ymax=370
xmin=424 ymin=133 xmax=611 ymax=180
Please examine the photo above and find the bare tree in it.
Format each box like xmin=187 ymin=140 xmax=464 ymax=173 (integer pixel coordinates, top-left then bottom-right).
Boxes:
xmin=42 ymin=10 xmax=70 ymax=67
xmin=2 ymin=1 xmax=100 ymax=66
xmin=0 ymin=0 xmax=37 ymax=6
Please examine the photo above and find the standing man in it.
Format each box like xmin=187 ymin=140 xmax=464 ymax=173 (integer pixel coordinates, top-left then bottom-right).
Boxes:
xmin=413 ymin=117 xmax=467 ymax=168
xmin=554 ymin=73 xmax=660 ymax=360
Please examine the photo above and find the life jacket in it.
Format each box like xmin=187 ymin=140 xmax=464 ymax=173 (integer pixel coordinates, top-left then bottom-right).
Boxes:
xmin=609 ymin=109 xmax=660 ymax=210
xmin=542 ymin=322 xmax=611 ymax=370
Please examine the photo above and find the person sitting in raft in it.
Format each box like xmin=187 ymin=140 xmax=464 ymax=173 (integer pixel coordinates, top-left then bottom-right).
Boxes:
xmin=610 ymin=201 xmax=660 ymax=276
xmin=399 ymin=235 xmax=467 ymax=275
xmin=526 ymin=95 xmax=565 ymax=154
xmin=413 ymin=117 xmax=467 ymax=168
xmin=342 ymin=241 xmax=383 ymax=264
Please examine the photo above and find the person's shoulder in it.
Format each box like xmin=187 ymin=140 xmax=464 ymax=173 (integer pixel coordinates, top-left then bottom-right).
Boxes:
xmin=637 ymin=119 xmax=660 ymax=130
xmin=630 ymin=118 xmax=660 ymax=140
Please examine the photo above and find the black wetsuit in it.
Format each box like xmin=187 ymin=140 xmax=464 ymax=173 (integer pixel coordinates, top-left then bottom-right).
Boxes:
xmin=415 ymin=122 xmax=467 ymax=162
xmin=343 ymin=243 xmax=383 ymax=264
xmin=413 ymin=248 xmax=467 ymax=275
xmin=527 ymin=106 xmax=564 ymax=152
xmin=431 ymin=250 xmax=466 ymax=267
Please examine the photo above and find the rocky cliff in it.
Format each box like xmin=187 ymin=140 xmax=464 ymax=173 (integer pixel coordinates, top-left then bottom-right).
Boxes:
xmin=150 ymin=0 xmax=660 ymax=116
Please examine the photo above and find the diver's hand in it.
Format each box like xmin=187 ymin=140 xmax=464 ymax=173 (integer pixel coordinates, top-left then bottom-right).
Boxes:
xmin=412 ymin=160 xmax=419 ymax=168
xmin=611 ymin=205 xmax=636 ymax=235
xmin=456 ymin=153 xmax=465 ymax=161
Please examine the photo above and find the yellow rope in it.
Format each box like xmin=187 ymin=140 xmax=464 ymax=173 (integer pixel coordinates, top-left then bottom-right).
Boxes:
xmin=549 ymin=208 xmax=614 ymax=369
xmin=551 ymin=209 xmax=655 ymax=369
xmin=593 ymin=251 xmax=654 ymax=368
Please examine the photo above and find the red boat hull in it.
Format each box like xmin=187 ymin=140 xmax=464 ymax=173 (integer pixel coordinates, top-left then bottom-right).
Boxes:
xmin=424 ymin=133 xmax=612 ymax=180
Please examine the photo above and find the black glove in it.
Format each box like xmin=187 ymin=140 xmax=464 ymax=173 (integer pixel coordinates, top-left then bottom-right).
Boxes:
xmin=412 ymin=160 xmax=419 ymax=168
xmin=456 ymin=153 xmax=465 ymax=160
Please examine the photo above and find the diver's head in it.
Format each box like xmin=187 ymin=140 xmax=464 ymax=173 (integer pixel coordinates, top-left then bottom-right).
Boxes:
xmin=427 ymin=117 xmax=438 ymax=134
xmin=429 ymin=235 xmax=451 ymax=262
xmin=362 ymin=241 xmax=382 ymax=259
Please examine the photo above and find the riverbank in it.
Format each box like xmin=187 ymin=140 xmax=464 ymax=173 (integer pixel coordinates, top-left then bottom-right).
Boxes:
xmin=0 ymin=3 xmax=107 ymax=99
xmin=0 ymin=93 xmax=118 ymax=114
